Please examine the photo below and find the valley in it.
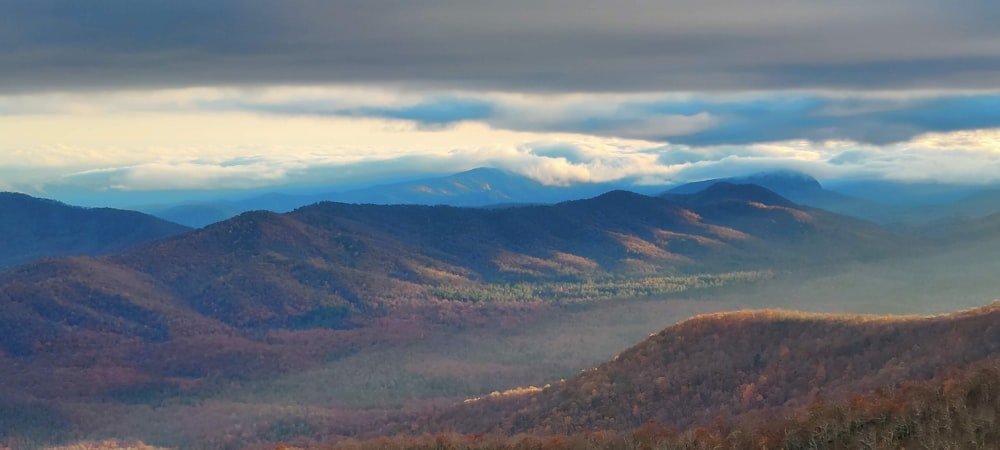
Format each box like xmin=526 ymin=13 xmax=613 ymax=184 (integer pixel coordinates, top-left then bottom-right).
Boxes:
xmin=2 ymin=184 xmax=1000 ymax=449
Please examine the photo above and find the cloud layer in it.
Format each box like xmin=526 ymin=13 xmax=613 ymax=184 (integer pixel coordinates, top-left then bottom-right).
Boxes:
xmin=5 ymin=115 xmax=999 ymax=200
xmin=2 ymin=1 xmax=1000 ymax=93
xmin=8 ymin=87 xmax=1000 ymax=145
xmin=2 ymin=85 xmax=1000 ymax=200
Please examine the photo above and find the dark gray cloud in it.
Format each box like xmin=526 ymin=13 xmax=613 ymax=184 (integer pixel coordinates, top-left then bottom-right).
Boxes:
xmin=2 ymin=0 xmax=1000 ymax=93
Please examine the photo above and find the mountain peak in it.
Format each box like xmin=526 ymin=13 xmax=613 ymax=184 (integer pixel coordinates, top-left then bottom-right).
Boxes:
xmin=668 ymin=170 xmax=822 ymax=196
xmin=591 ymin=189 xmax=648 ymax=202
xmin=673 ymin=182 xmax=796 ymax=208
xmin=453 ymin=167 xmax=510 ymax=177
xmin=560 ymin=190 xmax=669 ymax=214
xmin=739 ymin=170 xmax=823 ymax=192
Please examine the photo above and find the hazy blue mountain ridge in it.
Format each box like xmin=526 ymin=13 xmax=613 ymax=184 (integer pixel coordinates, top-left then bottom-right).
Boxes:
xmin=0 ymin=192 xmax=190 ymax=269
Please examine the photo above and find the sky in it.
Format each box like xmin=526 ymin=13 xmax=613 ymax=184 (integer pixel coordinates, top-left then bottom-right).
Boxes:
xmin=2 ymin=0 xmax=1000 ymax=206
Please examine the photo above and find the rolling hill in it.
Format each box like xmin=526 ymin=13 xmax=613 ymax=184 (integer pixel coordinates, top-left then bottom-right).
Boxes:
xmin=704 ymin=173 xmax=1000 ymax=225
xmin=0 ymin=186 xmax=899 ymax=368
xmin=665 ymin=170 xmax=896 ymax=223
xmin=0 ymin=192 xmax=190 ymax=269
xmin=144 ymin=168 xmax=635 ymax=228
xmin=329 ymin=167 xmax=628 ymax=207
xmin=112 ymin=185 xmax=901 ymax=329
xmin=421 ymin=302 xmax=1000 ymax=447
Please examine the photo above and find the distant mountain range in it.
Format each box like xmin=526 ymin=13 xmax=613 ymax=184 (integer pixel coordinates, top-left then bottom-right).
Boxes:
xmin=3 ymin=185 xmax=897 ymax=342
xmin=668 ymin=171 xmax=1000 ymax=225
xmin=143 ymin=168 xmax=637 ymax=228
xmin=824 ymin=179 xmax=987 ymax=207
xmin=0 ymin=192 xmax=189 ymax=269
xmin=331 ymin=167 xmax=633 ymax=207
xmin=666 ymin=171 xmax=900 ymax=223
xmin=126 ymin=167 xmax=1000 ymax=228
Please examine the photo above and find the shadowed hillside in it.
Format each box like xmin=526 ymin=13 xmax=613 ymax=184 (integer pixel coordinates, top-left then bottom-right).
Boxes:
xmin=0 ymin=192 xmax=190 ymax=269
xmin=665 ymin=171 xmax=892 ymax=223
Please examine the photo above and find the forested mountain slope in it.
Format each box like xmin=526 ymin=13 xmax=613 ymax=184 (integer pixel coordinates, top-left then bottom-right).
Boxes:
xmin=0 ymin=192 xmax=189 ymax=268
xmin=438 ymin=302 xmax=1000 ymax=436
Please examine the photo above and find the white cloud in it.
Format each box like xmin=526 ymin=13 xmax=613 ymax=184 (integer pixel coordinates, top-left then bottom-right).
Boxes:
xmin=2 ymin=110 xmax=665 ymax=192
xmin=3 ymin=86 xmax=1000 ymax=200
xmin=658 ymin=131 xmax=1000 ymax=185
xmin=486 ymin=141 xmax=671 ymax=186
xmin=9 ymin=122 xmax=1000 ymax=196
xmin=908 ymin=129 xmax=1000 ymax=154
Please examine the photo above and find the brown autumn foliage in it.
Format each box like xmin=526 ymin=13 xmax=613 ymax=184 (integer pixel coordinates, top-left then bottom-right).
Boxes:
xmin=306 ymin=319 xmax=1000 ymax=450
xmin=306 ymin=304 xmax=1000 ymax=450
xmin=0 ymin=188 xmax=898 ymax=402
xmin=12 ymin=300 xmax=1000 ymax=449
xmin=423 ymin=302 xmax=1000 ymax=437
xmin=0 ymin=186 xmax=928 ymax=447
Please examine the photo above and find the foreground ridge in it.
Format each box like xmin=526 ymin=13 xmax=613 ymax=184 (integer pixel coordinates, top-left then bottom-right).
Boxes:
xmin=418 ymin=301 xmax=1000 ymax=438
